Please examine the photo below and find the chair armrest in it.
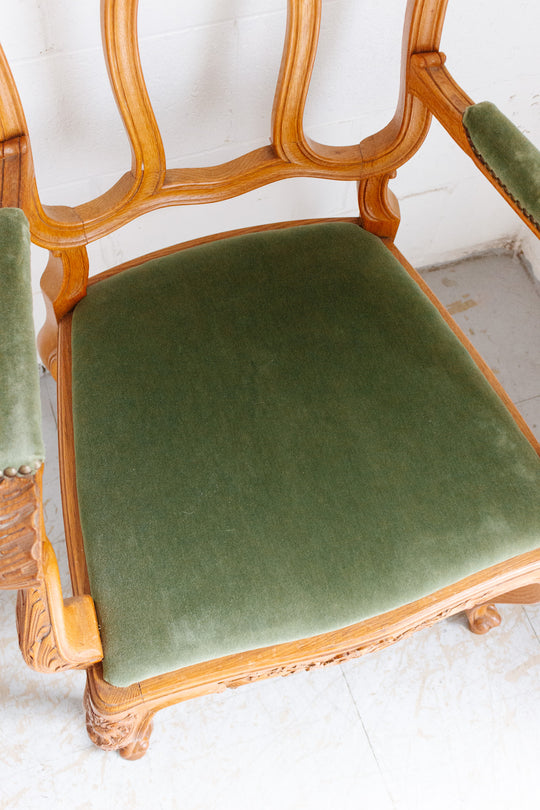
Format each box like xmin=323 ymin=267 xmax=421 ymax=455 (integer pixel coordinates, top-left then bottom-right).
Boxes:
xmin=0 ymin=207 xmax=44 ymax=477
xmin=463 ymin=102 xmax=540 ymax=231
xmin=409 ymin=52 xmax=540 ymax=239
xmin=0 ymin=207 xmax=103 ymax=669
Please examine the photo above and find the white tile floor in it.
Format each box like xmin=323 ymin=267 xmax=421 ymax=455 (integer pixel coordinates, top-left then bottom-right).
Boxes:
xmin=1 ymin=250 xmax=540 ymax=810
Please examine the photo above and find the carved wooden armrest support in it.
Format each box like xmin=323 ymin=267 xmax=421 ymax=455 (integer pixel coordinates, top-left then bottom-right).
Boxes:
xmin=408 ymin=52 xmax=473 ymax=149
xmin=1 ymin=470 xmax=103 ymax=672
xmin=357 ymin=172 xmax=401 ymax=240
xmin=0 ymin=474 xmax=43 ymax=588
xmin=17 ymin=539 xmax=103 ymax=672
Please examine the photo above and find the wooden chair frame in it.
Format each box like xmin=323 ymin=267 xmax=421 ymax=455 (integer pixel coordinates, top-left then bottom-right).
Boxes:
xmin=1 ymin=0 xmax=539 ymax=759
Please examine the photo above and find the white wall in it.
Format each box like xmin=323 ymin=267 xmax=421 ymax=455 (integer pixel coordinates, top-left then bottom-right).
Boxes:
xmin=2 ymin=0 xmax=540 ymax=332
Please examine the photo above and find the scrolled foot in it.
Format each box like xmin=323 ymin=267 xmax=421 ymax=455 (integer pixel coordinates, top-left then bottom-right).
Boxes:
xmin=465 ymin=603 xmax=502 ymax=635
xmin=119 ymin=719 xmax=154 ymax=760
xmin=83 ymin=687 xmax=154 ymax=759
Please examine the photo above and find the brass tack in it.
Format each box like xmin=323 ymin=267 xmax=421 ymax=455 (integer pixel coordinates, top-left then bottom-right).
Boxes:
xmin=3 ymin=467 xmax=18 ymax=477
xmin=18 ymin=465 xmax=33 ymax=476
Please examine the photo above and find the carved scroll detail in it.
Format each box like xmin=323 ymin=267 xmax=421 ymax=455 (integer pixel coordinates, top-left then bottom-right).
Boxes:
xmin=16 ymin=537 xmax=103 ymax=673
xmin=1 ymin=468 xmax=103 ymax=672
xmin=222 ymin=601 xmax=466 ymax=689
xmin=0 ymin=476 xmax=42 ymax=589
xmin=84 ymin=688 xmax=154 ymax=760
xmin=465 ymin=604 xmax=502 ymax=635
xmin=16 ymin=585 xmax=71 ymax=671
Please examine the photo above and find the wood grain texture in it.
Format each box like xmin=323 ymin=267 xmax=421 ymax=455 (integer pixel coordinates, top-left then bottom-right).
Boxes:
xmin=101 ymin=0 xmax=166 ymax=188
xmin=0 ymin=475 xmax=42 ymax=590
xmin=272 ymin=0 xmax=322 ymax=162
xmin=489 ymin=584 xmax=540 ymax=605
xmin=17 ymin=577 xmax=71 ymax=672
xmin=0 ymin=136 xmax=26 ymax=208
xmin=57 ymin=312 xmax=97 ymax=597
xmin=0 ymin=0 xmax=451 ymax=250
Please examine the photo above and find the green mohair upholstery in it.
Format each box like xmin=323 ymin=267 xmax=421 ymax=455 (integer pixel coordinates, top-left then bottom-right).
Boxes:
xmin=71 ymin=222 xmax=540 ymax=688
xmin=463 ymin=101 xmax=540 ymax=228
xmin=0 ymin=208 xmax=44 ymax=473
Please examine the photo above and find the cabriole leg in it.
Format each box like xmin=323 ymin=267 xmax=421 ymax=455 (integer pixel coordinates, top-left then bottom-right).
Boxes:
xmin=83 ymin=686 xmax=154 ymax=760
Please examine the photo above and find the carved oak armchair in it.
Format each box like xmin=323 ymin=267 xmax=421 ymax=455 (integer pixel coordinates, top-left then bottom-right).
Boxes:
xmin=1 ymin=0 xmax=540 ymax=760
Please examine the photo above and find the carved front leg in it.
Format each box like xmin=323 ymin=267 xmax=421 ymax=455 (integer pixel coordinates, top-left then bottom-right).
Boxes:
xmin=84 ymin=687 xmax=154 ymax=760
xmin=465 ymin=603 xmax=502 ymax=635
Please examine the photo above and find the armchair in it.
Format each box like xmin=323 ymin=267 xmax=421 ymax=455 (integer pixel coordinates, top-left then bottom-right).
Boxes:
xmin=1 ymin=0 xmax=539 ymax=760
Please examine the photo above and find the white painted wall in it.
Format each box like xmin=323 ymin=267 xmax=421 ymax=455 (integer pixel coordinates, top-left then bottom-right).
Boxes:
xmin=2 ymin=0 xmax=540 ymax=332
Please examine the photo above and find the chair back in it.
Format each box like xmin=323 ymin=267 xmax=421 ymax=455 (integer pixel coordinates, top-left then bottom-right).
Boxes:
xmin=0 ymin=0 xmax=451 ymax=373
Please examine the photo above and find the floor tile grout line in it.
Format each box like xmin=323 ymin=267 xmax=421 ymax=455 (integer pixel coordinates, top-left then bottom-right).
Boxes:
xmin=516 ymin=393 xmax=540 ymax=406
xmin=44 ymin=373 xmax=59 ymax=428
xmin=40 ymin=376 xmax=57 ymax=432
xmin=339 ymin=665 xmax=397 ymax=810
xmin=521 ymin=606 xmax=540 ymax=647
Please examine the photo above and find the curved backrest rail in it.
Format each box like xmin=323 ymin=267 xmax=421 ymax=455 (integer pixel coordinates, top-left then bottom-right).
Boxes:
xmin=0 ymin=0 xmax=451 ymax=251
xmin=272 ymin=0 xmax=322 ymax=162
xmin=0 ymin=46 xmax=26 ymax=144
xmin=359 ymin=0 xmax=449 ymax=164
xmin=101 ymin=0 xmax=166 ymax=191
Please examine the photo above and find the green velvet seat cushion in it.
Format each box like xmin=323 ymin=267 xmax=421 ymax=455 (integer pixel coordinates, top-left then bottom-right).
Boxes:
xmin=0 ymin=208 xmax=44 ymax=474
xmin=71 ymin=222 xmax=540 ymax=688
xmin=463 ymin=101 xmax=540 ymax=228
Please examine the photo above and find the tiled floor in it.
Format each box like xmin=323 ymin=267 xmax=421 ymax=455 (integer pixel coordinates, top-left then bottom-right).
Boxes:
xmin=1 ymin=250 xmax=540 ymax=810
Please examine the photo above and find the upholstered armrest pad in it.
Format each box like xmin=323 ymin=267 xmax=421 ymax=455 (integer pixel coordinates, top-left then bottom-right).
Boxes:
xmin=463 ymin=101 xmax=540 ymax=229
xmin=0 ymin=208 xmax=44 ymax=474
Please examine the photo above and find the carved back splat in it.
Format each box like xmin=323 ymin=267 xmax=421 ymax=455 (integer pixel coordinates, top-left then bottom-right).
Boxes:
xmin=0 ymin=0 xmax=454 ymax=373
